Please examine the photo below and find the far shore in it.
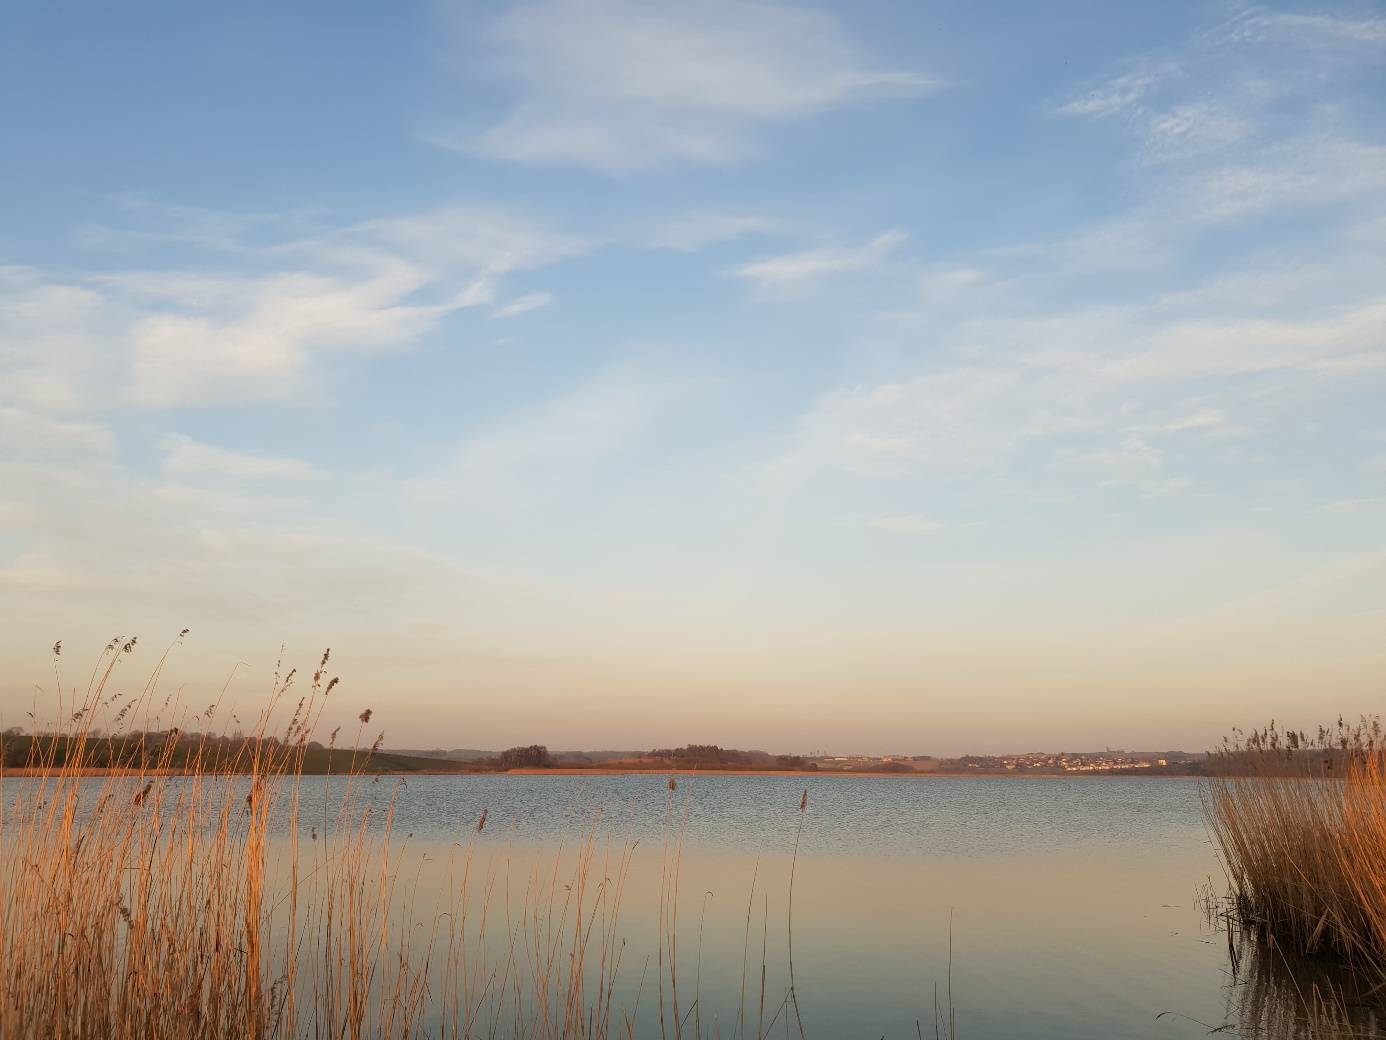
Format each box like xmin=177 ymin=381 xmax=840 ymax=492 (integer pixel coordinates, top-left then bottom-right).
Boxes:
xmin=0 ymin=765 xmax=1199 ymax=780
xmin=500 ymin=766 xmax=1198 ymax=779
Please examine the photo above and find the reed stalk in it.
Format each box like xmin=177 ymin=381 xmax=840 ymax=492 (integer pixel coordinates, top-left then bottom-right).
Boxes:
xmin=1203 ymin=717 xmax=1386 ymax=984
xmin=0 ymin=638 xmax=860 ymax=1039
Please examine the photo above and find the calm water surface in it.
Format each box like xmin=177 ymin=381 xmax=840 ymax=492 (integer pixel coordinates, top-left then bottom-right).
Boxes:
xmin=16 ymin=772 xmax=1375 ymax=1038
xmin=296 ymin=774 xmax=1268 ymax=1039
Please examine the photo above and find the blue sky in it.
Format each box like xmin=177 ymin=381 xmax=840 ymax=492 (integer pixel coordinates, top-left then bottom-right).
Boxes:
xmin=1 ymin=0 xmax=1383 ymax=753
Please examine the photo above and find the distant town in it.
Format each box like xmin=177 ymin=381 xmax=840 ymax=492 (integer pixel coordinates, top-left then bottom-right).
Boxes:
xmin=810 ymin=749 xmax=1203 ymax=775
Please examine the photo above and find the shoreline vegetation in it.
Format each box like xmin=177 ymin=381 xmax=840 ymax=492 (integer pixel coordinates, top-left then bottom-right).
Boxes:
xmin=4 ymin=635 xmax=1380 ymax=1038
xmin=0 ymin=763 xmax=1207 ymax=779
xmin=389 ymin=743 xmax=1207 ymax=777
xmin=1203 ymin=718 xmax=1386 ymax=997
xmin=0 ymin=636 xmax=963 ymax=1039
xmin=3 ymin=734 xmax=1206 ymax=779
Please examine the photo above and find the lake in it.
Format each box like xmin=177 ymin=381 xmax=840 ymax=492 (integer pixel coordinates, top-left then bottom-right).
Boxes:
xmin=269 ymin=773 xmax=1359 ymax=1039
xmin=9 ymin=771 xmax=1378 ymax=1038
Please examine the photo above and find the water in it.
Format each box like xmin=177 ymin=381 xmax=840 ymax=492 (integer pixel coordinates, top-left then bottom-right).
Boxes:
xmin=283 ymin=774 xmax=1253 ymax=1038
xmin=11 ymin=772 xmax=1377 ymax=1038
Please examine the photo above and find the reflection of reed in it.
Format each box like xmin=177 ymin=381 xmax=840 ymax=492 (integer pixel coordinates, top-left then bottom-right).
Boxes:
xmin=1204 ymin=891 xmax=1386 ymax=1040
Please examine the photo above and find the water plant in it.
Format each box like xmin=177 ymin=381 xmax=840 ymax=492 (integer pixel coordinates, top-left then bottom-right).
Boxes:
xmin=2 ymin=636 xmax=906 ymax=1039
xmin=1203 ymin=717 xmax=1386 ymax=979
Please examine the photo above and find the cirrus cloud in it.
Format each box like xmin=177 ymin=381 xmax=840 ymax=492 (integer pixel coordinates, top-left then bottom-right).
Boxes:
xmin=444 ymin=0 xmax=931 ymax=172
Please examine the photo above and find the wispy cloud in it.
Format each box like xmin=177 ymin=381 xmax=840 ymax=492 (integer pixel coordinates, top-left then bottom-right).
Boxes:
xmin=1140 ymin=103 xmax=1253 ymax=164
xmin=776 ymin=368 xmax=1023 ymax=480
xmin=127 ymin=260 xmax=456 ymax=407
xmin=866 ymin=515 xmax=984 ymax=534
xmin=1055 ymin=3 xmax=1385 ymax=196
xmin=414 ymin=364 xmax=704 ymax=515
xmin=0 ymin=406 xmax=116 ymax=459
xmin=1 ymin=204 xmax=589 ymax=410
xmin=159 ymin=434 xmax=320 ymax=480
xmin=773 ymin=275 xmax=1386 ymax=490
xmin=492 ymin=292 xmax=553 ymax=319
xmin=1316 ymin=496 xmax=1386 ymax=513
xmin=0 ymin=268 xmax=129 ymax=412
xmin=1031 ymin=136 xmax=1386 ymax=278
xmin=445 ymin=0 xmax=930 ymax=172
xmin=1055 ymin=66 xmax=1172 ymax=118
xmin=75 ymin=195 xmax=288 ymax=254
xmin=731 ymin=231 xmax=907 ymax=288
xmin=643 ymin=212 xmax=782 ymax=252
xmin=1127 ymin=407 xmax=1229 ymax=436
xmin=1070 ymin=435 xmax=1194 ymax=499
xmin=1215 ymin=8 xmax=1386 ymax=51
xmin=360 ymin=206 xmax=590 ymax=273
xmin=773 ymin=0 xmax=1386 ymax=493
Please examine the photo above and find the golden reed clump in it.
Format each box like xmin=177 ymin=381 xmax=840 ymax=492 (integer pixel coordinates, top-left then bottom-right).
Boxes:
xmin=0 ymin=635 xmax=848 ymax=1040
xmin=0 ymin=637 xmax=643 ymax=1040
xmin=1203 ymin=717 xmax=1386 ymax=978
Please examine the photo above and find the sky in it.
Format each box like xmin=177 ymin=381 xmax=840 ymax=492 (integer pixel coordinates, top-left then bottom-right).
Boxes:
xmin=1 ymin=0 xmax=1383 ymax=755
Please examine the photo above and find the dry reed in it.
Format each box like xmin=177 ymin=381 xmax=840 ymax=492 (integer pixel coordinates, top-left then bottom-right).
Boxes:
xmin=0 ymin=638 xmax=643 ymax=1039
xmin=0 ymin=637 xmax=880 ymax=1040
xmin=1203 ymin=718 xmax=1386 ymax=984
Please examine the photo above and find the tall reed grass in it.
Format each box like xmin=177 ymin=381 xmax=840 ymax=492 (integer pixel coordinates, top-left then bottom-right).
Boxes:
xmin=3 ymin=636 xmax=953 ymax=1039
xmin=0 ymin=637 xmax=634 ymax=1038
xmin=1203 ymin=719 xmax=1386 ymax=983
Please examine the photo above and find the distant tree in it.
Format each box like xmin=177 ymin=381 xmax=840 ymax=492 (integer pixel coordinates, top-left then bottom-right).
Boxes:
xmin=499 ymin=745 xmax=552 ymax=769
xmin=650 ymin=745 xmax=751 ymax=766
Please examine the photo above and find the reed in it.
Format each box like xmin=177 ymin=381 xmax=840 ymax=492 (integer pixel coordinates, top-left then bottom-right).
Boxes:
xmin=1202 ymin=718 xmax=1386 ymax=980
xmin=1 ymin=637 xmax=891 ymax=1039
xmin=0 ymin=638 xmax=649 ymax=1039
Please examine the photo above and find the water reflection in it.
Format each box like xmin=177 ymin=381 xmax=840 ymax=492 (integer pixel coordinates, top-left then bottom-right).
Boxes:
xmin=1209 ymin=908 xmax=1386 ymax=1040
xmin=10 ymin=772 xmax=1386 ymax=1038
xmin=351 ymin=777 xmax=1386 ymax=1040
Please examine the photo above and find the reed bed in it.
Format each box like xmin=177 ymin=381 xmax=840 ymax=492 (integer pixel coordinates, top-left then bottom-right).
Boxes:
xmin=1202 ymin=719 xmax=1386 ymax=982
xmin=0 ymin=637 xmax=632 ymax=1038
xmin=1 ymin=636 xmax=906 ymax=1040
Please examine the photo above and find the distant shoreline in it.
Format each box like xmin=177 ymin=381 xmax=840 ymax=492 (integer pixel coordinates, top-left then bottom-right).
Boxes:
xmin=0 ymin=765 xmax=1199 ymax=780
xmin=495 ymin=767 xmax=1198 ymax=779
